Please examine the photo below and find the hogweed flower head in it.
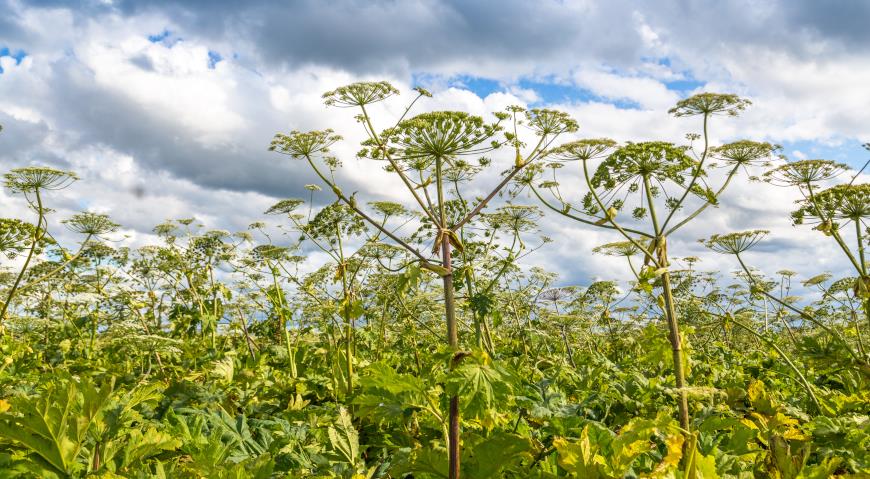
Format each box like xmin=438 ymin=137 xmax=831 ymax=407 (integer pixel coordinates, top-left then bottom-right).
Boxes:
xmin=4 ymin=167 xmax=78 ymax=193
xmin=702 ymin=230 xmax=769 ymax=254
xmin=265 ymin=199 xmax=305 ymax=216
xmin=525 ymin=108 xmax=578 ymax=136
xmin=763 ymin=159 xmax=847 ymax=186
xmin=369 ymin=201 xmax=408 ymax=218
xmin=383 ymin=111 xmax=500 ymax=161
xmin=592 ymin=240 xmax=642 ymax=257
xmin=591 ymin=141 xmax=695 ymax=189
xmin=322 ymin=81 xmax=400 ymax=107
xmin=483 ymin=205 xmax=542 ymax=233
xmin=669 ymin=93 xmax=751 ymax=117
xmin=63 ymin=212 xmax=119 ymax=237
xmin=547 ymin=138 xmax=618 ymax=162
xmin=710 ymin=140 xmax=780 ymax=167
xmin=0 ymin=219 xmax=36 ymax=258
xmin=270 ymin=129 xmax=342 ymax=158
xmin=791 ymin=183 xmax=870 ymax=226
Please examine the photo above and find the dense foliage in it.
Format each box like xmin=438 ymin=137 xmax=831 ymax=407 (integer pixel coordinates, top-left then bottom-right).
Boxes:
xmin=0 ymin=84 xmax=867 ymax=478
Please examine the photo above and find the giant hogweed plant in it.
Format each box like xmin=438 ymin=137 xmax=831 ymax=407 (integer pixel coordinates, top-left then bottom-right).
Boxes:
xmin=704 ymin=157 xmax=870 ymax=375
xmin=261 ymin=197 xmax=391 ymax=397
xmin=1 ymin=165 xmax=120 ymax=330
xmin=271 ymin=81 xmax=577 ymax=478
xmin=519 ymin=92 xmax=773 ymax=429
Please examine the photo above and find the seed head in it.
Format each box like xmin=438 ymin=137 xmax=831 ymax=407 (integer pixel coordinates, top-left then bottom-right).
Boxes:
xmin=710 ymin=140 xmax=780 ymax=166
xmin=322 ymin=81 xmax=400 ymax=107
xmin=63 ymin=212 xmax=119 ymax=236
xmin=763 ymin=159 xmax=847 ymax=186
xmin=270 ymin=129 xmax=342 ymax=158
xmin=701 ymin=230 xmax=769 ymax=254
xmin=669 ymin=93 xmax=751 ymax=117
xmin=792 ymin=183 xmax=870 ymax=226
xmin=4 ymin=167 xmax=78 ymax=193
xmin=265 ymin=199 xmax=305 ymax=216
xmin=547 ymin=138 xmax=618 ymax=162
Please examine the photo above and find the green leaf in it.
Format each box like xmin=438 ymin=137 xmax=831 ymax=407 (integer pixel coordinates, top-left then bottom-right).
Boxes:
xmin=553 ymin=427 xmax=606 ymax=478
xmin=327 ymin=407 xmax=360 ymax=468
xmin=445 ymin=354 xmax=514 ymax=424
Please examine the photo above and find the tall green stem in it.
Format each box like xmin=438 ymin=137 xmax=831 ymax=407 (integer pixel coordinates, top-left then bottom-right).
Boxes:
xmin=644 ymin=176 xmax=690 ymax=430
xmin=0 ymin=189 xmax=46 ymax=325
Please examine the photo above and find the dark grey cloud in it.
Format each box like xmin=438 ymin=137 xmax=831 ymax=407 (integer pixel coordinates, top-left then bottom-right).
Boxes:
xmin=10 ymin=1 xmax=647 ymax=76
xmin=0 ymin=58 xmax=320 ymax=200
xmin=10 ymin=0 xmax=869 ymax=80
xmin=782 ymin=0 xmax=870 ymax=47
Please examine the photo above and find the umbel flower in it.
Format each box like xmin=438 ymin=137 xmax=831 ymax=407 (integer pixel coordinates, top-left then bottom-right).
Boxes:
xmin=592 ymin=240 xmax=642 ymax=258
xmin=0 ymin=219 xmax=36 ymax=258
xmin=270 ymin=130 xmax=342 ymax=158
xmin=546 ymin=138 xmax=618 ymax=162
xmin=322 ymin=81 xmax=400 ymax=107
xmin=590 ymin=141 xmax=696 ymax=189
xmin=525 ymin=108 xmax=579 ymax=136
xmin=763 ymin=159 xmax=847 ymax=186
xmin=3 ymin=167 xmax=78 ymax=193
xmin=792 ymin=183 xmax=870 ymax=226
xmin=702 ymin=230 xmax=769 ymax=255
xmin=482 ymin=205 xmax=542 ymax=233
xmin=381 ymin=111 xmax=501 ymax=163
xmin=265 ymin=199 xmax=305 ymax=216
xmin=62 ymin=212 xmax=119 ymax=237
xmin=668 ymin=93 xmax=751 ymax=117
xmin=369 ymin=201 xmax=408 ymax=219
xmin=710 ymin=140 xmax=780 ymax=167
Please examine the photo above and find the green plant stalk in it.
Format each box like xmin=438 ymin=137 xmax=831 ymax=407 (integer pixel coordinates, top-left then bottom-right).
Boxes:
xmin=856 ymin=220 xmax=870 ymax=336
xmin=661 ymin=113 xmax=709 ymax=233
xmin=336 ymin=223 xmax=354 ymax=396
xmin=442 ymin=238 xmax=461 ymax=479
xmin=435 ymin=154 xmax=461 ymax=479
xmin=644 ymin=175 xmax=690 ymax=431
xmin=581 ymin=160 xmax=658 ymax=261
xmin=735 ymin=253 xmax=866 ymax=366
xmin=269 ymin=265 xmax=297 ymax=378
xmin=0 ymin=189 xmax=46 ymax=325
xmin=727 ymin=315 xmax=823 ymax=413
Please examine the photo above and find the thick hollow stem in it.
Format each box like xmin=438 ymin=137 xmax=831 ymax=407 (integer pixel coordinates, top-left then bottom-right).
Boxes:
xmin=661 ymin=271 xmax=690 ymax=430
xmin=645 ymin=176 xmax=690 ymax=430
xmin=441 ymin=239 xmax=461 ymax=479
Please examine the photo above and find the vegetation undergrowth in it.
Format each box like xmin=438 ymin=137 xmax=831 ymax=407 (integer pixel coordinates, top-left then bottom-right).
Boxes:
xmin=0 ymin=86 xmax=867 ymax=478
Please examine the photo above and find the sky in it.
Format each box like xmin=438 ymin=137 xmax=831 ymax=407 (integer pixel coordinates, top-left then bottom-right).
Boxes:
xmin=0 ymin=0 xmax=868 ymax=287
